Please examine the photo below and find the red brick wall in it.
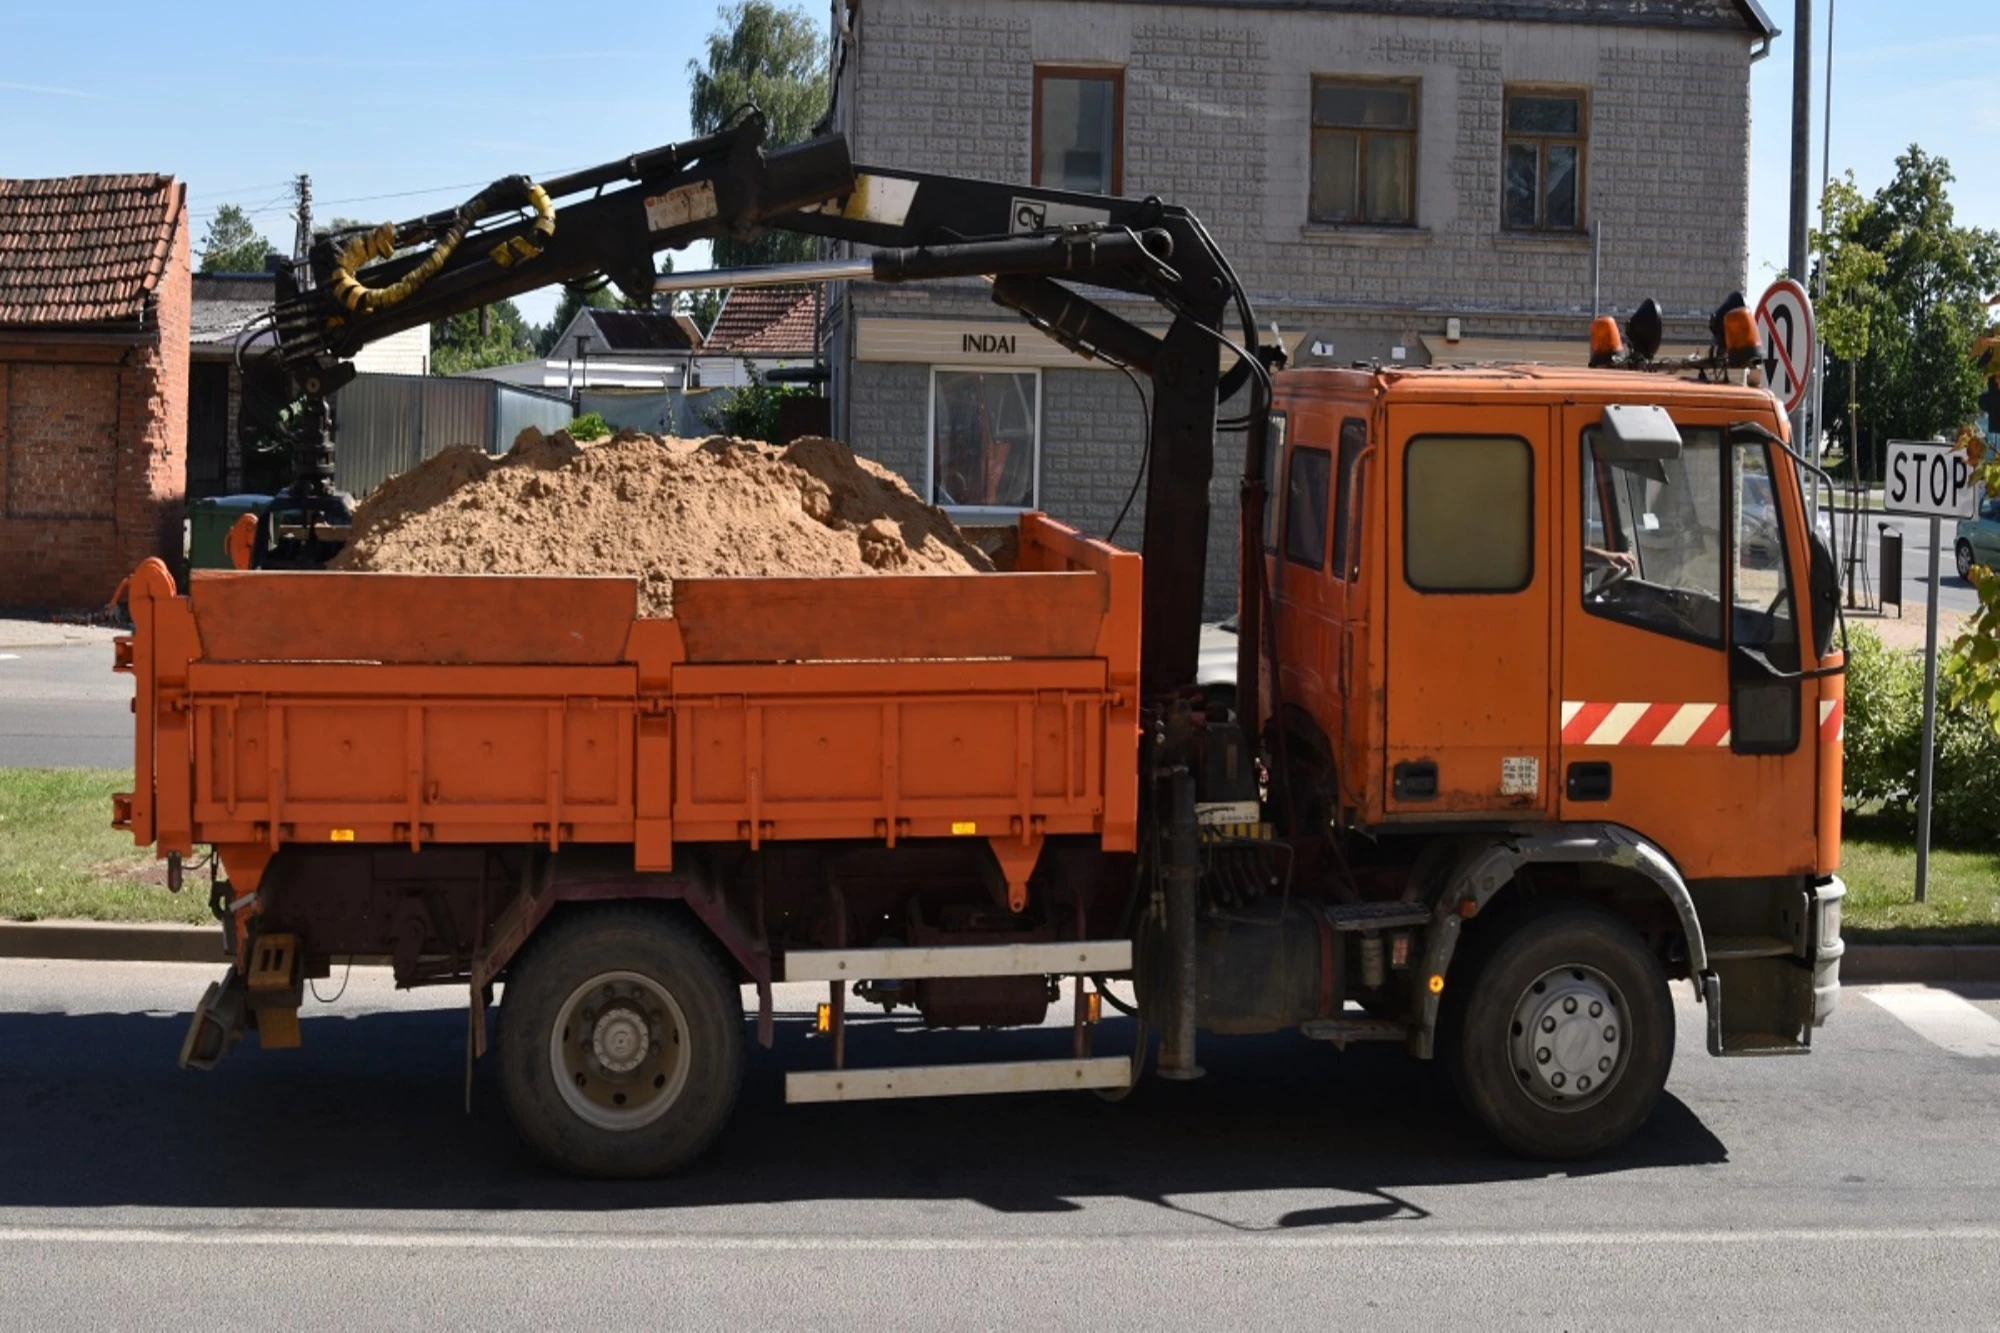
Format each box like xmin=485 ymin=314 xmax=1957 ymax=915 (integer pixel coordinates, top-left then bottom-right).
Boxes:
xmin=0 ymin=209 xmax=189 ymax=611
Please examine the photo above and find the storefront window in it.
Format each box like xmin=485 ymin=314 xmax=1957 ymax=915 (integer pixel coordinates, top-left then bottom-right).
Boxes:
xmin=930 ymin=370 xmax=1040 ymax=510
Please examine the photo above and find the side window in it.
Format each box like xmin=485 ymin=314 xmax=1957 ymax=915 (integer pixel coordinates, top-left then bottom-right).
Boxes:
xmin=1580 ymin=426 xmax=1725 ymax=646
xmin=1404 ymin=436 xmax=1532 ymax=592
xmin=1284 ymin=446 xmax=1332 ymax=568
xmin=1330 ymin=416 xmax=1367 ymax=580
xmin=1262 ymin=412 xmax=1288 ymax=552
xmin=1732 ymin=444 xmax=1799 ymax=672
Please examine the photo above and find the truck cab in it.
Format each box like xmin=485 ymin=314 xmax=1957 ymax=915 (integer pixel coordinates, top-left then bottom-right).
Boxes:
xmin=1264 ymin=363 xmax=1845 ymax=1061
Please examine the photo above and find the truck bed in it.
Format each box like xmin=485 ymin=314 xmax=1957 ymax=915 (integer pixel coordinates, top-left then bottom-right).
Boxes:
xmin=116 ymin=514 xmax=1140 ymax=877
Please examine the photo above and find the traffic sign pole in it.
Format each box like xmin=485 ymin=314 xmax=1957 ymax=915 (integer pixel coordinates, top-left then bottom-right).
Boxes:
xmin=1915 ymin=516 xmax=1940 ymax=904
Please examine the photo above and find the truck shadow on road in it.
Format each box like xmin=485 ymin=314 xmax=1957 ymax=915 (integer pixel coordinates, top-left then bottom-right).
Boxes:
xmin=0 ymin=1007 xmax=1725 ymax=1221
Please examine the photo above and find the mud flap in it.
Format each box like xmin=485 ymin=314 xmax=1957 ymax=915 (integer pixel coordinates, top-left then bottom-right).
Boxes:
xmin=179 ymin=967 xmax=249 ymax=1071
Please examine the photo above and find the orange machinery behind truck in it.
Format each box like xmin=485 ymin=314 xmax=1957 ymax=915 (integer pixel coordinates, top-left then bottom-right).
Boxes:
xmin=116 ymin=120 xmax=1846 ymax=1176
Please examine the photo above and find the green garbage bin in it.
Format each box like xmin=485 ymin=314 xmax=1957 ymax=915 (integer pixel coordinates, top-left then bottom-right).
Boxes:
xmin=186 ymin=494 xmax=272 ymax=570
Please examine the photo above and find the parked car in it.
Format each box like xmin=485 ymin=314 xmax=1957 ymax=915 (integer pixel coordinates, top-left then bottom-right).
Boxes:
xmin=1956 ymin=496 xmax=2000 ymax=580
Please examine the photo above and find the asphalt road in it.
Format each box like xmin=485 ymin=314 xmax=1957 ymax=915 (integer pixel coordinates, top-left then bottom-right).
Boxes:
xmin=0 ymin=637 xmax=129 ymax=768
xmin=1 ymin=960 xmax=1996 ymax=1328
xmin=1826 ymin=507 xmax=1979 ymax=617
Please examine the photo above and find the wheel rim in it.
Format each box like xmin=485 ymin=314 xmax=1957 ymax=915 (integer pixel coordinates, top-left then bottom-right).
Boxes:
xmin=1958 ymin=543 xmax=1973 ymax=579
xmin=1507 ymin=964 xmax=1630 ymax=1113
xmin=550 ymin=970 xmax=692 ymax=1132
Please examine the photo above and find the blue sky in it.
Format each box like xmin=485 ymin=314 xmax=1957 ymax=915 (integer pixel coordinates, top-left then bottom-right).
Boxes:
xmin=2 ymin=1 xmax=1992 ymax=328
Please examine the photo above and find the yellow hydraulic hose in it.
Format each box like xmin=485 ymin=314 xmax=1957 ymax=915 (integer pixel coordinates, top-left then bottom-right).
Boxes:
xmin=327 ymin=180 xmax=557 ymax=313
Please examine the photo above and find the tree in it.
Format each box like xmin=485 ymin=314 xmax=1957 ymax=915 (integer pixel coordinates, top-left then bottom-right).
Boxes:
xmin=688 ymin=2 xmax=828 ymax=267
xmin=1823 ymin=148 xmax=2000 ymax=475
xmin=536 ymin=282 xmax=622 ymax=356
xmin=705 ymin=359 xmax=807 ymax=440
xmin=659 ymin=254 xmax=723 ymax=338
xmin=198 ymin=204 xmax=276 ymax=274
xmin=431 ymin=298 xmax=536 ymax=375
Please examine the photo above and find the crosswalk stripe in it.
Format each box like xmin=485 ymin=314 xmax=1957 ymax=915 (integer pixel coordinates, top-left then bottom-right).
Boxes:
xmin=1863 ymin=986 xmax=2000 ymax=1059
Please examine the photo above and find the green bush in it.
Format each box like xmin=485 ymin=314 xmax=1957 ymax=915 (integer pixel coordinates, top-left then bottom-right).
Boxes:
xmin=568 ymin=412 xmax=610 ymax=442
xmin=1842 ymin=622 xmax=2000 ymax=845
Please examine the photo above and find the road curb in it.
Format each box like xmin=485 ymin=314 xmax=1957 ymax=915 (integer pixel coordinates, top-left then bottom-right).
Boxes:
xmin=1842 ymin=944 xmax=2000 ymax=984
xmin=0 ymin=921 xmax=226 ymax=963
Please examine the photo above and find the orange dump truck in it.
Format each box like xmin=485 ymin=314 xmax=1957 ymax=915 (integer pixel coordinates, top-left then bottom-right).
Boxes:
xmin=112 ymin=124 xmax=1848 ymax=1177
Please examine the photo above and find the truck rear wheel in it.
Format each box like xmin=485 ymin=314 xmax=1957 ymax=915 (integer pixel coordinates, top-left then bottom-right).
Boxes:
xmin=1448 ymin=903 xmax=1673 ymax=1160
xmin=498 ymin=906 xmax=744 ymax=1178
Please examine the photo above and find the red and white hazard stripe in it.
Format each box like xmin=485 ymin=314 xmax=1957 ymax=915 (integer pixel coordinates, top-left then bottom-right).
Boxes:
xmin=1819 ymin=698 xmax=1844 ymax=742
xmin=1561 ymin=700 xmax=1732 ymax=747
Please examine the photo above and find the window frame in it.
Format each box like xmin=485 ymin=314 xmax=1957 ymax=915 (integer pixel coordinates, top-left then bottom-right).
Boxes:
xmin=1402 ymin=434 xmax=1536 ymax=595
xmin=1501 ymin=86 xmax=1588 ymax=233
xmin=1309 ymin=75 xmax=1420 ymax=228
xmin=1283 ymin=444 xmax=1334 ymax=570
xmin=924 ymin=365 xmax=1043 ymax=517
xmin=1032 ymin=65 xmax=1125 ymax=196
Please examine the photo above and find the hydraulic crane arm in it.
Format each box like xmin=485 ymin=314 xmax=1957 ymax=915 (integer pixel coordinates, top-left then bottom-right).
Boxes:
xmin=255 ymin=114 xmax=1272 ymax=699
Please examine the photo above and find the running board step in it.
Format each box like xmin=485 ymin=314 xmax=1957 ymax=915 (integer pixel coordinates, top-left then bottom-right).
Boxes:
xmin=783 ymin=941 xmax=1131 ymax=982
xmin=1323 ymin=902 xmax=1432 ymax=932
xmin=786 ymin=1057 xmax=1131 ymax=1103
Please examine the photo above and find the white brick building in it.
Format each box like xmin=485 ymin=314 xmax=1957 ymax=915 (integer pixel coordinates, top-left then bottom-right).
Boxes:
xmin=822 ymin=0 xmax=1776 ymax=611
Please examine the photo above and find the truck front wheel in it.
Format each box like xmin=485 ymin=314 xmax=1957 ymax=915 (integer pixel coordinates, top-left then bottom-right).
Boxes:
xmin=499 ymin=906 xmax=744 ymax=1177
xmin=1448 ymin=903 xmax=1673 ymax=1160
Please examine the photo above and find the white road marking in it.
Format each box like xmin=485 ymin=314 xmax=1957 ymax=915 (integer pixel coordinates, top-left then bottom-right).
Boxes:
xmin=0 ymin=1224 xmax=1998 ymax=1253
xmin=1864 ymin=985 xmax=2000 ymax=1059
xmin=0 ymin=653 xmax=19 ymax=661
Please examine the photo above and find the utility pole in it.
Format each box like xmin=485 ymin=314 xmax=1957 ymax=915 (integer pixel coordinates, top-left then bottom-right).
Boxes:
xmin=292 ymin=174 xmax=312 ymax=262
xmin=1789 ymin=0 xmax=1814 ymax=487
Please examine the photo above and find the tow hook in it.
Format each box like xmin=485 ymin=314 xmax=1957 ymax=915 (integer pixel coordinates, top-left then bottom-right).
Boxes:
xmin=179 ymin=967 xmax=250 ymax=1071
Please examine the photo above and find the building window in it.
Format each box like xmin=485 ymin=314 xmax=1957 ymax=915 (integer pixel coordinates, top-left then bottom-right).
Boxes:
xmin=1503 ymin=89 xmax=1585 ymax=231
xmin=1404 ymin=436 xmax=1533 ymax=592
xmin=930 ymin=368 xmax=1040 ymax=510
xmin=1034 ymin=67 xmax=1123 ymax=194
xmin=1310 ymin=78 xmax=1417 ymax=226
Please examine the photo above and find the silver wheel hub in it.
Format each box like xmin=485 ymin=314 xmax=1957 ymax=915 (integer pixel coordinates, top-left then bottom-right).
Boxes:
xmin=550 ymin=971 xmax=692 ymax=1132
xmin=1508 ymin=964 xmax=1627 ymax=1112
xmin=591 ymin=1007 xmax=650 ymax=1074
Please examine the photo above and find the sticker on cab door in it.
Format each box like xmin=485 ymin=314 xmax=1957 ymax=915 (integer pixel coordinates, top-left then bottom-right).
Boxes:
xmin=1500 ymin=756 xmax=1540 ymax=797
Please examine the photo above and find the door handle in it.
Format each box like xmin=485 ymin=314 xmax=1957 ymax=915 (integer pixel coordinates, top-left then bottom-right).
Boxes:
xmin=1566 ymin=762 xmax=1612 ymax=802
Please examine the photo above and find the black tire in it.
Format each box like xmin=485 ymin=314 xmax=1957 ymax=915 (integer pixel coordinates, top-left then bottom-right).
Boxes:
xmin=1446 ymin=902 xmax=1673 ymax=1160
xmin=1956 ymin=539 xmax=1975 ymax=581
xmin=499 ymin=905 xmax=744 ymax=1178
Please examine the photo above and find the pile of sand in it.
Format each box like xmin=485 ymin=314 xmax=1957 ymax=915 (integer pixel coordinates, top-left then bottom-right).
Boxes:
xmin=330 ymin=429 xmax=994 ymax=614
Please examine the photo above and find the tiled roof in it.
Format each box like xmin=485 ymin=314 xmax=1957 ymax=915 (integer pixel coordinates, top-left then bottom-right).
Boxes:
xmin=584 ymin=309 xmax=703 ymax=352
xmin=0 ymin=173 xmax=184 ymax=328
xmin=704 ymin=285 xmax=818 ymax=356
xmin=191 ymin=272 xmax=274 ymax=345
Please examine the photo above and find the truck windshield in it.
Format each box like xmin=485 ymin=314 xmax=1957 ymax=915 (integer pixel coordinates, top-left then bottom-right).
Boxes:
xmin=1583 ymin=426 xmax=1726 ymax=646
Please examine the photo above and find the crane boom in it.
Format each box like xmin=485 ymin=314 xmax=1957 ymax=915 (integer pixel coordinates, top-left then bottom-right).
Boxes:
xmin=250 ymin=112 xmax=1273 ymax=699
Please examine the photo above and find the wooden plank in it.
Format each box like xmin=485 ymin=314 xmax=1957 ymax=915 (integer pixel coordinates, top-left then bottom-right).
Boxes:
xmin=784 ymin=941 xmax=1131 ymax=981
xmin=785 ymin=1057 xmax=1130 ymax=1104
xmin=671 ymin=572 xmax=1106 ymax=663
xmin=189 ymin=571 xmax=637 ymax=665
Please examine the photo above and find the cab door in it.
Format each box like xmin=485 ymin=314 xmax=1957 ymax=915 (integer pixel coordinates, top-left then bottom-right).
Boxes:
xmin=1382 ymin=403 xmax=1554 ymax=816
xmin=1556 ymin=404 xmax=1816 ymax=877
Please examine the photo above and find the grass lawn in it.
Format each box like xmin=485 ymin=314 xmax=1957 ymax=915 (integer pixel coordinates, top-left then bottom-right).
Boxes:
xmin=2 ymin=769 xmax=1994 ymax=942
xmin=0 ymin=768 xmax=211 ymax=925
xmin=1837 ymin=813 xmax=2000 ymax=944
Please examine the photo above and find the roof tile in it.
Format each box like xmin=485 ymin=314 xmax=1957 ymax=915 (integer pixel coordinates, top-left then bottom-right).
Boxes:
xmin=0 ymin=173 xmax=184 ymax=328
xmin=704 ymin=285 xmax=818 ymax=356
